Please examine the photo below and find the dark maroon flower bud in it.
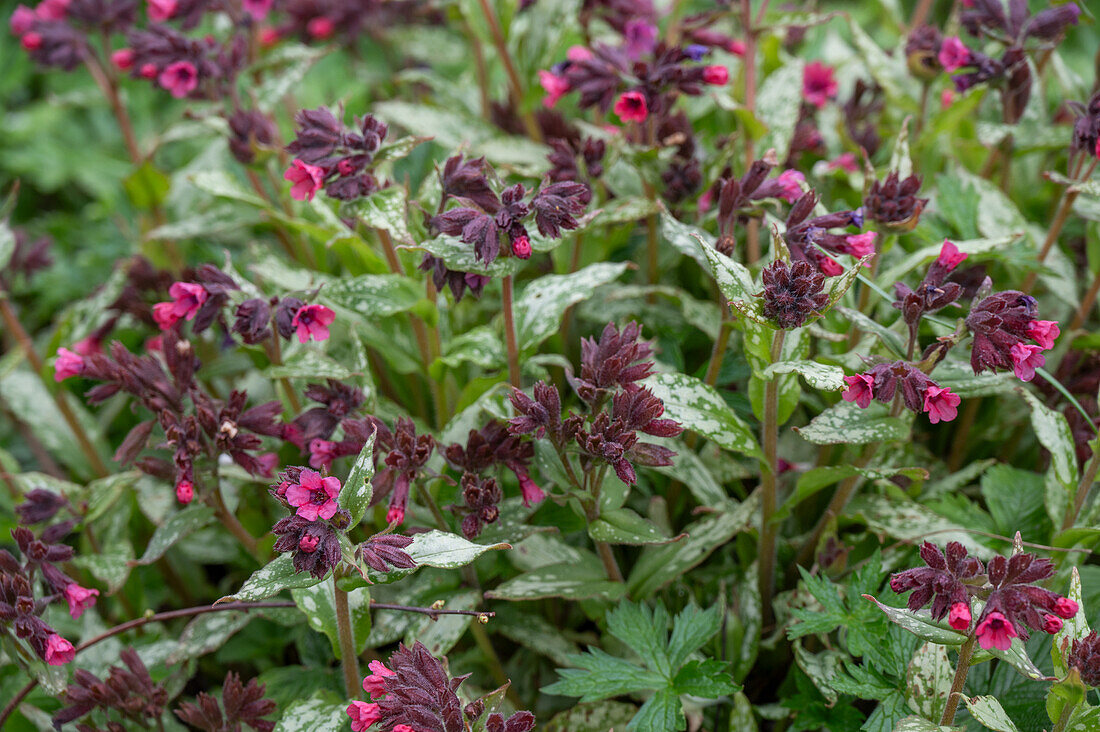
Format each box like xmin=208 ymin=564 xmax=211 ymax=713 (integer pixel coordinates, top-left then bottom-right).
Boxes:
xmin=864 ymin=173 xmax=927 ymax=231
xmin=440 ymin=155 xmax=500 ymax=212
xmin=227 ymin=108 xmax=277 ymax=164
xmin=530 ymin=181 xmax=589 ymax=239
xmin=1023 ymin=4 xmax=1080 ymax=41
xmin=113 ymin=420 xmax=155 ymax=466
xmin=272 ymin=514 xmax=342 ymax=578
xmin=905 ymin=25 xmax=943 ymax=77
xmin=232 ymin=298 xmax=273 ymax=344
xmin=175 ymin=671 xmax=276 ymax=732
xmin=53 ymin=648 xmax=169 ymax=729
xmin=15 ymin=490 xmax=67 ymax=525
xmin=357 ymin=533 xmax=416 ymax=574
xmin=889 ymin=541 xmax=983 ymax=621
xmin=573 ymin=321 xmax=654 ymax=404
xmin=454 ymin=472 xmax=503 ymax=539
xmin=760 ymin=259 xmax=829 ymax=329
xmin=432 ymin=208 xmax=500 ymax=264
xmin=274 ymin=297 xmax=303 ymax=340
xmin=1068 ymin=631 xmax=1100 ymax=687
xmin=285 ymin=107 xmax=343 ymax=165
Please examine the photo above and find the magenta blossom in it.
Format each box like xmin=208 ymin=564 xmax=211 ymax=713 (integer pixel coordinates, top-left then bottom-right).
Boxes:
xmin=72 ymin=336 xmax=101 ymax=356
xmin=347 ymin=701 xmax=382 ymax=732
xmin=947 ymin=601 xmax=971 ymax=630
xmin=1010 ymin=343 xmax=1044 ymax=382
xmin=1055 ymin=597 xmax=1079 ymax=618
xmin=941 ymin=89 xmax=955 ymax=108
xmin=386 ymin=502 xmax=405 ymax=526
xmin=614 ymin=91 xmax=648 ymax=123
xmin=566 ymin=45 xmax=592 ymax=62
xmin=511 ymin=234 xmax=532 ymax=259
xmin=176 ymin=480 xmax=193 ymax=504
xmin=291 ymin=303 xmax=335 ymax=343
xmin=153 ymin=281 xmax=208 ymax=329
xmin=308 ymin=438 xmax=339 ymax=470
xmin=285 ymin=159 xmax=325 ymax=201
xmin=802 ymin=61 xmax=838 ymax=108
xmin=45 ymin=634 xmax=75 ymax=665
xmin=10 ymin=5 xmax=35 ymax=35
xmin=159 ymin=61 xmax=198 ymax=99
xmin=36 ymin=0 xmax=70 ymax=21
xmin=818 ymin=255 xmax=843 ymax=277
xmin=923 ymin=385 xmax=961 ymax=424
xmin=1043 ymin=614 xmax=1064 ymax=634
xmin=843 ymin=232 xmax=876 ymax=260
xmin=146 ymin=0 xmax=176 ymax=21
xmin=284 ymin=469 xmax=341 ymax=521
xmin=54 ymin=347 xmax=84 ymax=382
xmin=516 ymin=469 xmax=545 ymax=507
xmin=361 ymin=660 xmax=396 ymax=696
xmin=538 ymin=70 xmax=570 ymax=108
xmin=936 ymin=240 xmax=967 ymax=270
xmin=64 ymin=583 xmax=99 ymax=619
xmin=307 ymin=16 xmax=334 ymax=39
xmin=241 ymin=0 xmax=272 ymax=20
xmin=842 ymin=373 xmax=874 ymax=408
xmin=702 ymin=65 xmax=729 ymax=85
xmin=1026 ymin=320 xmax=1060 ymax=350
xmin=827 ymin=153 xmax=859 ymax=172
xmin=775 ymin=170 xmax=805 ymax=202
xmin=938 ymin=36 xmax=970 ymax=73
xmin=976 ymin=611 xmax=1017 ymax=651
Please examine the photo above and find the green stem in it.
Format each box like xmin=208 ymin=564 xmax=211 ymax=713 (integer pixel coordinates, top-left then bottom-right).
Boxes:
xmin=702 ymin=309 xmax=733 ymax=387
xmin=1052 ymin=698 xmax=1075 ymax=732
xmin=1062 ymin=444 xmax=1100 ymax=531
xmin=502 ymin=275 xmax=521 ymax=388
xmin=758 ymin=329 xmax=785 ymax=622
xmin=334 ymin=580 xmax=361 ymax=698
xmin=940 ymin=636 xmax=977 ymax=726
xmin=474 ymin=0 xmax=543 ymax=144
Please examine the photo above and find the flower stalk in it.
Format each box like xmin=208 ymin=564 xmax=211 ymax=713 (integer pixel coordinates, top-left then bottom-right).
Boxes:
xmin=502 ymin=274 xmax=521 ymax=388
xmin=333 ymin=579 xmax=361 ymax=698
xmin=758 ymin=328 xmax=786 ymax=620
xmin=474 ymin=0 xmax=543 ymax=144
xmin=939 ymin=636 xmax=977 ymax=726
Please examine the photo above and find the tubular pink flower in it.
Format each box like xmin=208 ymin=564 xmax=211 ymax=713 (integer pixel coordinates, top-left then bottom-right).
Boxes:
xmin=285 ymin=469 xmax=341 ymax=521
xmin=566 ymin=45 xmax=592 ymax=62
xmin=802 ymin=61 xmax=838 ymax=109
xmin=702 ymin=65 xmax=729 ymax=85
xmin=842 ymin=373 xmax=874 ymax=409
xmin=159 ymin=60 xmax=198 ymax=98
xmin=298 ymin=534 xmax=319 ymax=553
xmin=35 ymin=0 xmax=70 ymax=21
xmin=21 ymin=31 xmax=41 ymax=50
xmin=517 ymin=470 xmax=545 ymax=507
xmin=923 ymin=386 xmax=961 ymax=424
xmin=614 ymin=91 xmax=648 ymax=123
xmin=538 ymin=70 xmax=570 ymax=108
xmin=947 ymin=601 xmax=971 ymax=630
xmin=72 ymin=336 xmax=101 ymax=356
xmin=176 ymin=480 xmax=193 ymax=504
xmin=936 ymin=240 xmax=967 ymax=270
xmin=139 ymin=63 xmax=157 ymax=79
xmin=393 ymin=726 xmax=416 ymax=732
xmin=346 ymin=701 xmax=381 ymax=732
xmin=146 ymin=0 xmax=176 ymax=21
xmin=284 ymin=159 xmax=325 ymax=202
xmin=291 ymin=303 xmax=336 ymax=343
xmin=44 ymin=634 xmax=75 ymax=665
xmin=361 ymin=659 xmax=396 ymax=696
xmin=511 ymin=234 xmax=532 ymax=259
xmin=241 ymin=0 xmax=272 ymax=20
xmin=1043 ymin=614 xmax=1064 ymax=634
xmin=727 ymin=39 xmax=746 ymax=56
xmin=64 ymin=583 xmax=99 ymax=619
xmin=54 ymin=347 xmax=84 ymax=382
xmin=843 ymin=232 xmax=877 ymax=260
xmin=1055 ymin=597 xmax=1079 ymax=619
xmin=941 ymin=89 xmax=955 ymax=108
xmin=308 ymin=438 xmax=339 ymax=470
xmin=10 ymin=5 xmax=36 ymax=35
xmin=827 ymin=153 xmax=859 ymax=172
xmin=775 ymin=170 xmax=805 ymax=203
xmin=306 ymin=15 xmax=334 ymax=39
xmin=386 ymin=504 xmax=405 ymax=525
xmin=938 ymin=36 xmax=970 ymax=73
xmin=818 ymin=255 xmax=843 ymax=277
xmin=1025 ymin=320 xmax=1060 ymax=350
xmin=1009 ymin=343 xmax=1044 ymax=382
xmin=975 ymin=611 xmax=1017 ymax=651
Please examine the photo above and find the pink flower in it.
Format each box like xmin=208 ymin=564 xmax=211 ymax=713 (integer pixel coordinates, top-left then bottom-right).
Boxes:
xmin=842 ymin=373 xmax=875 ymax=409
xmin=285 ymin=469 xmax=341 ymax=521
xmin=702 ymin=65 xmax=729 ymax=85
xmin=35 ymin=0 xmax=69 ymax=21
xmin=145 ymin=335 xmax=163 ymax=353
xmin=259 ymin=26 xmax=280 ymax=46
xmin=346 ymin=701 xmax=381 ymax=732
xmin=802 ymin=61 xmax=838 ymax=109
xmin=362 ymin=659 xmax=396 ymax=696
xmin=306 ymin=15 xmax=334 ymax=39
xmin=775 ymin=170 xmax=805 ymax=202
xmin=566 ymin=45 xmax=592 ymax=62
xmin=517 ymin=470 xmax=545 ymax=507
xmin=255 ymin=452 xmax=279 ymax=477
xmin=241 ymin=0 xmax=272 ymax=20
xmin=337 ymin=158 xmax=356 ymax=176
xmin=10 ymin=5 xmax=36 ymax=35
xmin=923 ymin=386 xmax=961 ymax=424
xmin=938 ymin=36 xmax=970 ymax=73
xmin=176 ymin=480 xmax=193 ymax=504
xmin=298 ymin=534 xmax=319 ymax=553
xmin=941 ymin=89 xmax=955 ymax=108
xmin=44 ymin=634 xmax=75 ymax=665
xmin=843 ymin=232 xmax=877 ymax=260
xmin=1043 ymin=614 xmax=1063 ymax=634
xmin=614 ymin=91 xmax=648 ymax=123
xmin=1010 ymin=343 xmax=1044 ymax=382
xmin=1026 ymin=320 xmax=1060 ymax=350
xmin=386 ymin=504 xmax=405 ymax=525
xmin=64 ymin=583 xmax=99 ymax=618
xmin=827 ymin=152 xmax=859 ymax=173
xmin=511 ymin=234 xmax=532 ymax=259
xmin=976 ymin=611 xmax=1017 ymax=651
xmin=139 ymin=63 xmax=157 ymax=79
xmin=394 ymin=726 xmax=416 ymax=732
xmin=818 ymin=255 xmax=843 ymax=277
xmin=1055 ymin=597 xmax=1079 ymax=619
xmin=153 ymin=281 xmax=208 ymax=330
xmin=72 ymin=336 xmax=101 ymax=356
xmin=291 ymin=303 xmax=335 ymax=343
xmin=936 ymin=240 xmax=967 ymax=270
xmin=947 ymin=601 xmax=971 ymax=630
xmin=308 ymin=438 xmax=339 ymax=470
xmin=21 ymin=31 xmax=41 ymax=50
xmin=538 ymin=70 xmax=570 ymax=108
xmin=147 ymin=0 xmax=176 ymax=21
xmin=159 ymin=60 xmax=198 ymax=98
xmin=54 ymin=347 xmax=84 ymax=382
xmin=284 ymin=159 xmax=325 ymax=201
xmin=727 ymin=39 xmax=746 ymax=56
xmin=283 ymin=423 xmax=305 ymax=450
xmin=697 ymin=188 xmax=714 ymax=213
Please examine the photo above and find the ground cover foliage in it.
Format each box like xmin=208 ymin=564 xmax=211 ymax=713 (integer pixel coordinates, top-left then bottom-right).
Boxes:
xmin=2 ymin=0 xmax=1100 ymax=730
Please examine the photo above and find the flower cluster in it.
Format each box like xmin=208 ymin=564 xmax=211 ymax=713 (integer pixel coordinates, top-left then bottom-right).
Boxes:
xmin=863 ymin=173 xmax=928 ymax=231
xmin=53 ymin=648 xmax=169 ymax=729
xmin=347 ymin=641 xmax=535 ymax=732
xmin=892 ymin=239 xmax=968 ymax=349
xmin=271 ymin=467 xmax=348 ymax=578
xmin=890 ymin=542 xmax=1078 ymax=650
xmin=285 ymin=108 xmax=391 ymax=201
xmin=174 ymin=671 xmax=277 ymax=732
xmin=782 ymin=191 xmax=869 ymax=275
xmin=966 ymin=289 xmax=1059 ymax=382
xmin=843 ymin=360 xmax=961 ymax=424
xmin=760 ymin=259 xmax=829 ymax=330
xmin=1067 ymin=631 xmax=1100 ymax=688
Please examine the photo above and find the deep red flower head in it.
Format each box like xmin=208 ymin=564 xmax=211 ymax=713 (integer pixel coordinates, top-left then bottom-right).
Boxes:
xmin=614 ymin=90 xmax=648 ymax=122
xmin=802 ymin=61 xmax=838 ymax=108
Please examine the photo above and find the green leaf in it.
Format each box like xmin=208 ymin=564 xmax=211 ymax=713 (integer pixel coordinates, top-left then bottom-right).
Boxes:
xmin=1053 ymin=567 xmax=1090 ymax=675
xmin=343 ymin=186 xmax=412 ymax=243
xmin=321 ymin=274 xmax=422 ymax=319
xmin=292 ymin=580 xmax=372 ymax=657
xmin=263 ymin=350 xmax=356 ymax=381
xmin=700 ymin=244 xmax=767 ymax=325
xmin=642 ymin=372 xmax=761 ymax=458
xmin=123 ymin=160 xmax=170 ymax=210
xmin=514 ymin=262 xmax=630 ymax=351
xmin=542 ymin=648 xmax=665 ymax=702
xmin=756 ymin=59 xmax=805 ymax=158
xmin=1063 ymin=705 xmax=1100 ymax=732
xmin=606 ymin=601 xmax=673 ymax=678
xmin=72 ymin=552 xmax=132 ymax=593
xmin=274 ymin=696 xmax=350 ymax=732
xmin=629 ymin=687 xmax=683 ymax=732
xmin=773 ymin=465 xmax=928 ymax=523
xmin=373 ymin=135 xmax=430 ymax=165
xmin=958 ymin=695 xmax=1020 ymax=732
xmin=762 ymin=360 xmax=846 ymax=391
xmin=486 ymin=563 xmax=626 ymax=602
xmin=0 ymin=219 xmax=16 ymax=270
xmin=135 ymin=505 xmax=216 ymax=565
xmin=862 ymin=595 xmax=968 ymax=646
xmin=667 ymin=604 xmax=721 ymax=669
xmin=190 ymin=169 xmax=268 ymax=208
xmin=589 ymin=507 xmax=683 ymax=546
xmin=404 ymin=530 xmax=510 ymax=570
xmin=660 ymin=210 xmax=712 ymax=270
xmin=672 ymin=659 xmax=738 ymax=698
xmin=340 ymin=431 xmax=375 ymax=525
xmin=542 ymin=702 xmax=639 ymax=732
xmin=893 ymin=717 xmax=961 ymax=732
xmin=1021 ymin=390 xmax=1078 ymax=490
xmin=905 ymin=642 xmax=953 ymax=722
xmin=218 ymin=555 xmax=325 ymax=603
xmin=167 ymin=610 xmax=253 ymax=664
xmin=795 ymin=401 xmax=910 ymax=445
xmin=251 ymin=43 xmax=324 ymax=111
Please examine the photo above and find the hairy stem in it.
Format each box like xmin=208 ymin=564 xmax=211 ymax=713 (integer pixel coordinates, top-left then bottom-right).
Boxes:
xmin=334 ymin=581 xmax=361 ymax=697
xmin=1062 ymin=444 xmax=1100 ymax=531
xmin=758 ymin=329 xmax=786 ymax=623
xmin=1069 ymin=268 xmax=1100 ymax=332
xmin=209 ymin=486 xmax=263 ymax=564
xmin=474 ymin=0 xmax=543 ymax=144
xmin=502 ymin=274 xmax=521 ymax=388
xmin=1024 ymin=159 xmax=1096 ymax=294
xmin=703 ymin=309 xmax=734 ymax=387
xmin=741 ymin=0 xmax=760 ymax=263
xmin=265 ymin=335 xmax=302 ymax=414
xmin=940 ymin=636 xmax=977 ymax=726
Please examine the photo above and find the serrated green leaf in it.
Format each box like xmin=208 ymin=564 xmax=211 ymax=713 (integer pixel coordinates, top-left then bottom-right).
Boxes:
xmin=668 ymin=604 xmax=721 ymax=669
xmin=606 ymin=601 xmax=672 ymax=678
xmin=672 ymin=659 xmax=738 ymax=698
xmin=542 ymin=648 xmax=664 ymax=702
